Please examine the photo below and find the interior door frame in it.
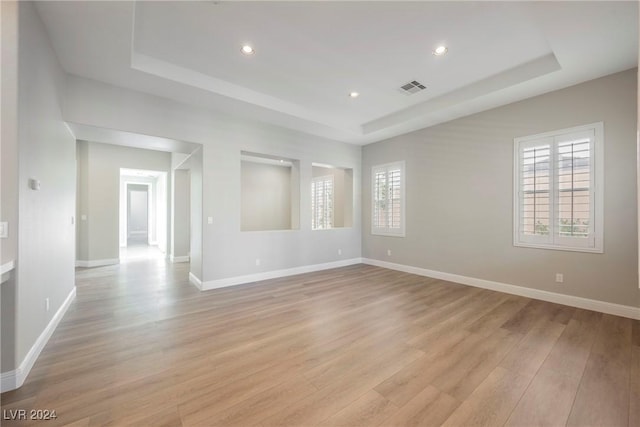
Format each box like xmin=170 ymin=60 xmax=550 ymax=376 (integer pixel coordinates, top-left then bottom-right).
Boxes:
xmin=123 ymin=181 xmax=153 ymax=246
xmin=126 ymin=183 xmax=151 ymax=244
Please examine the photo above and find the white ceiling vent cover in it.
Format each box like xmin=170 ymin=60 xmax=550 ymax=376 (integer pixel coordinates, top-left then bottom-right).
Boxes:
xmin=399 ymin=80 xmax=427 ymax=95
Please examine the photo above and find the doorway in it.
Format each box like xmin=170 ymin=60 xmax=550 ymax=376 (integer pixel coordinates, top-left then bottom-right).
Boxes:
xmin=126 ymin=184 xmax=150 ymax=246
xmin=119 ymin=168 xmax=167 ymax=261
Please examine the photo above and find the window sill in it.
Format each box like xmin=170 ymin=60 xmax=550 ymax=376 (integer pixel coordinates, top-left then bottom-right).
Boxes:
xmin=513 ymin=242 xmax=603 ymax=254
xmin=312 ymin=227 xmax=354 ymax=231
xmin=372 ymin=231 xmax=405 ymax=238
xmin=241 ymin=228 xmax=300 ymax=233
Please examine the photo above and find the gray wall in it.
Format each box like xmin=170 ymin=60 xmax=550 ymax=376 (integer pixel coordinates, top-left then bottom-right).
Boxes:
xmin=1 ymin=0 xmax=18 ymax=266
xmin=76 ymin=141 xmax=171 ymax=262
xmin=189 ymin=148 xmax=203 ymax=281
xmin=63 ymin=77 xmax=362 ymax=284
xmin=1 ymin=1 xmax=19 ymax=372
xmin=171 ymin=169 xmax=190 ymax=259
xmin=75 ymin=142 xmax=88 ymax=262
xmin=363 ymin=68 xmax=639 ymax=308
xmin=9 ymin=1 xmax=76 ymax=371
xmin=241 ymin=161 xmax=292 ymax=231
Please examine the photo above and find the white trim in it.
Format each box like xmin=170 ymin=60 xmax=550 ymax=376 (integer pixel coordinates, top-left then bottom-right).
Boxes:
xmin=1 ymin=260 xmax=15 ymax=275
xmin=170 ymin=255 xmax=190 ymax=263
xmin=1 ymin=260 xmax=15 ymax=284
xmin=199 ymin=258 xmax=362 ymax=291
xmin=513 ymin=122 xmax=604 ymax=253
xmin=189 ymin=272 xmax=203 ymax=290
xmin=0 ymin=287 xmax=76 ymax=392
xmin=75 ymin=258 xmax=119 ymax=268
xmin=371 ymin=161 xmax=406 ymax=237
xmin=362 ymin=258 xmax=640 ymax=320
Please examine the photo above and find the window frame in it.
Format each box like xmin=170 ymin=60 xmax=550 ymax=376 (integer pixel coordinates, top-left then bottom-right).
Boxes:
xmin=371 ymin=161 xmax=406 ymax=237
xmin=311 ymin=174 xmax=334 ymax=230
xmin=513 ymin=122 xmax=604 ymax=253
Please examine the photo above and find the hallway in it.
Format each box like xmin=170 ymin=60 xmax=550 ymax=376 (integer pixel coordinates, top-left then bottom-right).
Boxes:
xmin=119 ymin=244 xmax=166 ymax=262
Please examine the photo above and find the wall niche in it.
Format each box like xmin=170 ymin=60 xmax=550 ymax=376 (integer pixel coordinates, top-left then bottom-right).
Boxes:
xmin=241 ymin=152 xmax=300 ymax=231
xmin=312 ymin=163 xmax=353 ymax=230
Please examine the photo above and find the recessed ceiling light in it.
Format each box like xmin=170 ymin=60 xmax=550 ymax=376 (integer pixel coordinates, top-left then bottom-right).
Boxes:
xmin=349 ymin=92 xmax=359 ymax=98
xmin=241 ymin=45 xmax=255 ymax=55
xmin=433 ymin=45 xmax=448 ymax=56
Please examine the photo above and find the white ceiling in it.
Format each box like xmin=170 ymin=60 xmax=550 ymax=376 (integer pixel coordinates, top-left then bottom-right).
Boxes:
xmin=36 ymin=1 xmax=638 ymax=145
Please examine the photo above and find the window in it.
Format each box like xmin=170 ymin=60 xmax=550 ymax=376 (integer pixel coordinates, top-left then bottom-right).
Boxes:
xmin=372 ymin=161 xmax=405 ymax=236
xmin=514 ymin=122 xmax=603 ymax=252
xmin=311 ymin=175 xmax=334 ymax=230
xmin=311 ymin=164 xmax=354 ymax=229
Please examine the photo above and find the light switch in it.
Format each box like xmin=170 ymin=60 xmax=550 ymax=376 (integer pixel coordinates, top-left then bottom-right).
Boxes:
xmin=207 ymin=217 xmax=213 ymax=225
xmin=81 ymin=214 xmax=87 ymax=221
xmin=0 ymin=222 xmax=7 ymax=238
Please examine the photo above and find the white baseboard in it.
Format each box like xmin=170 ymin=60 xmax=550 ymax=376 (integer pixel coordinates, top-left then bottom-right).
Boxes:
xmin=362 ymin=258 xmax=640 ymax=320
xmin=170 ymin=255 xmax=190 ymax=263
xmin=0 ymin=286 xmax=76 ymax=392
xmin=189 ymin=272 xmax=203 ymax=290
xmin=75 ymin=258 xmax=119 ymax=268
xmin=200 ymin=258 xmax=363 ymax=291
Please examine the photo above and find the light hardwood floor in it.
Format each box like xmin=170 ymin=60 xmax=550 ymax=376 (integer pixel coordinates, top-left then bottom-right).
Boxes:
xmin=1 ymin=260 xmax=639 ymax=426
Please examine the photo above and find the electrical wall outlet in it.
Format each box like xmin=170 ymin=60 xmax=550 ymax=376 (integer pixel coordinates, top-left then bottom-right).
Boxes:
xmin=338 ymin=249 xmax=342 ymax=255
xmin=555 ymin=273 xmax=564 ymax=283
xmin=255 ymin=258 xmax=261 ymax=266
xmin=207 ymin=216 xmax=213 ymax=225
xmin=29 ymin=178 xmax=41 ymax=191
xmin=387 ymin=249 xmax=392 ymax=256
xmin=0 ymin=222 xmax=8 ymax=239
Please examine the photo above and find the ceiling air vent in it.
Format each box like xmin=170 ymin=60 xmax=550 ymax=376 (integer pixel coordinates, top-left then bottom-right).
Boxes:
xmin=399 ymin=80 xmax=426 ymax=95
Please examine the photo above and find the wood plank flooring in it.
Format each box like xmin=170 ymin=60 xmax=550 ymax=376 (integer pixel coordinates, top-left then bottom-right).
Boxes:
xmin=1 ymin=260 xmax=638 ymax=426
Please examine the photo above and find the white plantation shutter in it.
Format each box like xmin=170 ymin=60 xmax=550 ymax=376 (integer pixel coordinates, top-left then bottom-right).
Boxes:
xmin=555 ymin=133 xmax=593 ymax=244
xmin=388 ymin=168 xmax=402 ymax=229
xmin=514 ymin=123 xmax=603 ymax=252
xmin=372 ymin=161 xmax=405 ymax=236
xmin=311 ymin=176 xmax=333 ymax=230
xmin=519 ymin=140 xmax=552 ymax=243
xmin=373 ymin=169 xmax=387 ymax=230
